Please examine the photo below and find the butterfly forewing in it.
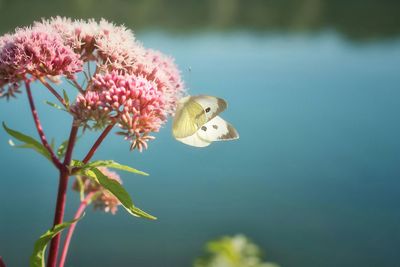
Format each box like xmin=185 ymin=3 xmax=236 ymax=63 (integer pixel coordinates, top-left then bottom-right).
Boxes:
xmin=192 ymin=95 xmax=227 ymax=122
xmin=172 ymin=98 xmax=207 ymax=138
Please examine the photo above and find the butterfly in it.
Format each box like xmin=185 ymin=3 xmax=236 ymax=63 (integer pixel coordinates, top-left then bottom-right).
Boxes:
xmin=172 ymin=95 xmax=239 ymax=147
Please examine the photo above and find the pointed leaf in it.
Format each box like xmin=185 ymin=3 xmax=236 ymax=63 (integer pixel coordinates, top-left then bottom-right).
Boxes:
xmin=57 ymin=135 xmax=81 ymax=160
xmin=80 ymin=160 xmax=149 ymax=176
xmin=2 ymin=122 xmax=51 ymax=161
xmin=44 ymin=101 xmax=63 ymax=111
xmin=71 ymin=159 xmax=84 ymax=167
xmin=86 ymin=168 xmax=156 ymax=220
xmin=57 ymin=139 xmax=69 ymax=159
xmin=30 ymin=215 xmax=84 ymax=267
xmin=62 ymin=89 xmax=70 ymax=109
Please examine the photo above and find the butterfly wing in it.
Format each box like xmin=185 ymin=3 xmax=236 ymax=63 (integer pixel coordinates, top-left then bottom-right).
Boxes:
xmin=191 ymin=95 xmax=227 ymax=121
xmin=175 ymin=133 xmax=212 ymax=147
xmin=172 ymin=95 xmax=238 ymax=147
xmin=172 ymin=96 xmax=207 ymax=138
xmin=196 ymin=116 xmax=239 ymax=142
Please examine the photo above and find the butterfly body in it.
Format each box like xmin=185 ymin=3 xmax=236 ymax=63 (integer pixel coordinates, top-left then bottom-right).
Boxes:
xmin=172 ymin=95 xmax=239 ymax=147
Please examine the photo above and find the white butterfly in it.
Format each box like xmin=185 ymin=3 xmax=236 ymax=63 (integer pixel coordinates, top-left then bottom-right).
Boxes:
xmin=172 ymin=95 xmax=239 ymax=147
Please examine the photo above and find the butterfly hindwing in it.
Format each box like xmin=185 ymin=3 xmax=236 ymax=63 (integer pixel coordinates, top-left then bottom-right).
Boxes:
xmin=176 ymin=134 xmax=212 ymax=147
xmin=196 ymin=116 xmax=239 ymax=142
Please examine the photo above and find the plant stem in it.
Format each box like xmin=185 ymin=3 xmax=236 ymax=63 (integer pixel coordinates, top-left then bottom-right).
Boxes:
xmin=58 ymin=192 xmax=94 ymax=267
xmin=38 ymin=77 xmax=67 ymax=108
xmin=47 ymin=123 xmax=79 ymax=267
xmin=25 ymin=81 xmax=62 ymax=170
xmin=57 ymin=122 xmax=114 ymax=263
xmin=0 ymin=256 xmax=6 ymax=267
xmin=69 ymin=77 xmax=85 ymax=94
xmin=82 ymin=124 xmax=114 ymax=164
xmin=85 ymin=64 xmax=98 ymax=90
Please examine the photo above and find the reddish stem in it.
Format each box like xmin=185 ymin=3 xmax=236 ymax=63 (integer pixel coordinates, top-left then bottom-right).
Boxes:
xmin=82 ymin=124 xmax=114 ymax=164
xmin=38 ymin=77 xmax=67 ymax=108
xmin=69 ymin=77 xmax=85 ymax=94
xmin=25 ymin=81 xmax=62 ymax=170
xmin=0 ymin=256 xmax=6 ymax=267
xmin=58 ymin=192 xmax=94 ymax=267
xmin=84 ymin=64 xmax=98 ymax=90
xmin=47 ymin=123 xmax=79 ymax=267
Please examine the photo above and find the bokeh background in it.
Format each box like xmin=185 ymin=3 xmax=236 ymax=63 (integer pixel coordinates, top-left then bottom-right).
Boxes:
xmin=1 ymin=0 xmax=400 ymax=266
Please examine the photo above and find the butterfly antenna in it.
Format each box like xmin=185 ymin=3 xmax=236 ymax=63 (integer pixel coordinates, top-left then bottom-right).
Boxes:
xmin=186 ymin=66 xmax=192 ymax=92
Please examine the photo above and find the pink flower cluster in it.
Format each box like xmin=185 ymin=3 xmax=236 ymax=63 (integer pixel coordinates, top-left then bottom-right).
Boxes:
xmin=136 ymin=49 xmax=185 ymax=116
xmin=73 ymin=167 xmax=122 ymax=214
xmin=0 ymin=17 xmax=185 ymax=150
xmin=0 ymin=27 xmax=83 ymax=99
xmin=72 ymin=71 xmax=165 ymax=151
xmin=33 ymin=17 xmax=145 ymax=71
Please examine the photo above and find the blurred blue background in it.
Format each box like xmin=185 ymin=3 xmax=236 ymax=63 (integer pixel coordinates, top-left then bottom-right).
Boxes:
xmin=0 ymin=1 xmax=400 ymax=266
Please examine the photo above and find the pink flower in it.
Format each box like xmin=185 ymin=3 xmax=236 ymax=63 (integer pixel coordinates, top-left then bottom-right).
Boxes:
xmin=95 ymin=19 xmax=146 ymax=71
xmin=71 ymin=71 xmax=166 ymax=150
xmin=135 ymin=49 xmax=185 ymax=116
xmin=35 ymin=17 xmax=145 ymax=71
xmin=1 ymin=18 xmax=186 ymax=150
xmin=73 ymin=167 xmax=122 ymax=214
xmin=34 ymin=17 xmax=98 ymax=59
xmin=0 ymin=27 xmax=83 ymax=88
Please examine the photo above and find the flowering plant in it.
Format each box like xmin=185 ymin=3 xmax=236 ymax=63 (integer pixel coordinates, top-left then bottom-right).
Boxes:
xmin=0 ymin=17 xmax=184 ymax=267
xmin=195 ymin=235 xmax=280 ymax=267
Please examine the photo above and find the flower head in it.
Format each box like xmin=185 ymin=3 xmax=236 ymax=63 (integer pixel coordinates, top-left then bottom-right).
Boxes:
xmin=0 ymin=27 xmax=83 ymax=94
xmin=35 ymin=17 xmax=145 ymax=71
xmin=73 ymin=167 xmax=122 ymax=214
xmin=95 ymin=19 xmax=146 ymax=71
xmin=136 ymin=49 xmax=185 ymax=116
xmin=71 ymin=71 xmax=166 ymax=150
xmin=0 ymin=17 xmax=185 ymax=150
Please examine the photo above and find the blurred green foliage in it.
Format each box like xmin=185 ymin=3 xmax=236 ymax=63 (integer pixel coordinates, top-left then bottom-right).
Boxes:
xmin=0 ymin=0 xmax=399 ymax=40
xmin=194 ymin=234 xmax=280 ymax=267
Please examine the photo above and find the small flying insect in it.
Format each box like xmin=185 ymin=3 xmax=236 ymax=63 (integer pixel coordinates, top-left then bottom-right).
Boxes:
xmin=172 ymin=95 xmax=239 ymax=147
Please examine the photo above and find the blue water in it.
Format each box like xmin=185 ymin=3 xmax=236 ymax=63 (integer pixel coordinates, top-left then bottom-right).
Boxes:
xmin=1 ymin=32 xmax=400 ymax=267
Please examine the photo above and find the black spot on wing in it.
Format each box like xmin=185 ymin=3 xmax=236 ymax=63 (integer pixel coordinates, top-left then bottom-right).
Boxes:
xmin=201 ymin=126 xmax=207 ymax=131
xmin=205 ymin=107 xmax=211 ymax=113
xmin=212 ymin=125 xmax=218 ymax=129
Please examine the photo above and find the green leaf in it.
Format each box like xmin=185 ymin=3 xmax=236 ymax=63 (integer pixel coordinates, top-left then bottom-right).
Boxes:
xmin=79 ymin=160 xmax=149 ymax=176
xmin=57 ymin=135 xmax=82 ymax=160
xmin=56 ymin=139 xmax=69 ymax=159
xmin=63 ymin=89 xmax=70 ymax=109
xmin=44 ymin=101 xmax=63 ymax=111
xmin=71 ymin=159 xmax=84 ymax=168
xmin=30 ymin=215 xmax=84 ymax=267
xmin=2 ymin=122 xmax=51 ymax=161
xmin=86 ymin=168 xmax=156 ymax=220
